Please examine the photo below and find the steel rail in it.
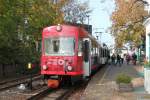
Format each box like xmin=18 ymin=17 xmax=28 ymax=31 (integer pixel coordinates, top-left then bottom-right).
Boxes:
xmin=0 ymin=74 xmax=40 ymax=85
xmin=27 ymin=87 xmax=53 ymax=100
xmin=0 ymin=75 xmax=42 ymax=91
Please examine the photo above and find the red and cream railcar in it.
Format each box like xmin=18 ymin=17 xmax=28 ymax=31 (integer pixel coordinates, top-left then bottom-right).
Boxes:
xmin=41 ymin=24 xmax=109 ymax=87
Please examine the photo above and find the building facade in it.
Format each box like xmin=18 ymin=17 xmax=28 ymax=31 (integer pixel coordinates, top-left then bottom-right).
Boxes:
xmin=144 ymin=18 xmax=150 ymax=61
xmin=144 ymin=0 xmax=150 ymax=61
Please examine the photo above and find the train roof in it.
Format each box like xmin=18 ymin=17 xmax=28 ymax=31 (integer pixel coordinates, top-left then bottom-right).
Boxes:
xmin=42 ymin=24 xmax=102 ymax=47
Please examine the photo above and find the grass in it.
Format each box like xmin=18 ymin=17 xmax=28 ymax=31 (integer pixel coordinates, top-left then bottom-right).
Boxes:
xmin=116 ymin=73 xmax=132 ymax=84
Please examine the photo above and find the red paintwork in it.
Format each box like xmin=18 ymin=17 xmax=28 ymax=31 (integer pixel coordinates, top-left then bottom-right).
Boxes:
xmin=41 ymin=25 xmax=86 ymax=76
xmin=41 ymin=24 xmax=101 ymax=77
xmin=41 ymin=56 xmax=83 ymax=75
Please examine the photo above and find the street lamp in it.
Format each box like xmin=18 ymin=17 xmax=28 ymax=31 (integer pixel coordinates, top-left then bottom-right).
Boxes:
xmin=86 ymin=15 xmax=90 ymax=34
xmin=24 ymin=18 xmax=33 ymax=90
xmin=86 ymin=15 xmax=90 ymax=25
xmin=24 ymin=18 xmax=28 ymax=30
xmin=96 ymin=36 xmax=99 ymax=40
xmin=95 ymin=32 xmax=102 ymax=42
xmin=93 ymin=28 xmax=104 ymax=37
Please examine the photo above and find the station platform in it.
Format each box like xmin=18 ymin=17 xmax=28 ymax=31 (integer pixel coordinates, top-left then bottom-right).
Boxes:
xmin=81 ymin=62 xmax=150 ymax=100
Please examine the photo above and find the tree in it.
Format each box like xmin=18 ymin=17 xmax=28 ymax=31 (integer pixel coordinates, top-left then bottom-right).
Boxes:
xmin=62 ymin=0 xmax=91 ymax=23
xmin=0 ymin=0 xmax=68 ymax=63
xmin=0 ymin=0 xmax=90 ymax=76
xmin=0 ymin=0 xmax=68 ymax=76
xmin=111 ymin=0 xmax=148 ymax=47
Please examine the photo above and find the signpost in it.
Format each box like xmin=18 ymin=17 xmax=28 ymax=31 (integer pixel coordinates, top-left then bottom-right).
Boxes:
xmin=28 ymin=62 xmax=32 ymax=90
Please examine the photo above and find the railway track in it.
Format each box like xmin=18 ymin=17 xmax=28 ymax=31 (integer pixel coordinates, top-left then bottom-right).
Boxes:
xmin=32 ymin=66 xmax=106 ymax=100
xmin=0 ymin=77 xmax=89 ymax=100
xmin=0 ymin=74 xmax=42 ymax=91
xmin=0 ymin=75 xmax=46 ymax=100
xmin=0 ymin=65 xmax=107 ymax=100
xmin=0 ymin=74 xmax=39 ymax=85
xmin=27 ymin=86 xmax=52 ymax=100
xmin=27 ymin=86 xmax=76 ymax=100
xmin=27 ymin=78 xmax=89 ymax=100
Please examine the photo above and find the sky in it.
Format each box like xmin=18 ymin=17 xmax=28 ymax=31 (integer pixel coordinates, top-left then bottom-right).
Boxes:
xmin=81 ymin=0 xmax=115 ymax=47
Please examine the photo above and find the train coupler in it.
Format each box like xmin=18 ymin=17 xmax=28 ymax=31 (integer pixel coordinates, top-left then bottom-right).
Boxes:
xmin=47 ymin=79 xmax=59 ymax=88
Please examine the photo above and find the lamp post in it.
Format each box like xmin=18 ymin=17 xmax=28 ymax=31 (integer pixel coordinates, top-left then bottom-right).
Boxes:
xmin=28 ymin=62 xmax=32 ymax=90
xmin=24 ymin=18 xmax=28 ymax=29
xmin=86 ymin=15 xmax=90 ymax=34
xmin=86 ymin=15 xmax=90 ymax=25
xmin=24 ymin=17 xmax=33 ymax=91
xmin=23 ymin=1 xmax=33 ymax=90
xmin=95 ymin=32 xmax=102 ymax=43
xmin=96 ymin=36 xmax=99 ymax=40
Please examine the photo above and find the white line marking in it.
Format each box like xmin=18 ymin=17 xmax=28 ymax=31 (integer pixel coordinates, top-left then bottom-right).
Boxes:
xmin=99 ymin=65 xmax=111 ymax=84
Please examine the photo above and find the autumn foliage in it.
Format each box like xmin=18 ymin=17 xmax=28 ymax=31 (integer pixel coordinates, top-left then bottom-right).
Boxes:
xmin=111 ymin=0 xmax=148 ymax=47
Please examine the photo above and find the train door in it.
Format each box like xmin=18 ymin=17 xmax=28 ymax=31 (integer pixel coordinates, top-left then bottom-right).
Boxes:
xmin=99 ymin=47 xmax=103 ymax=64
xmin=83 ymin=38 xmax=91 ymax=77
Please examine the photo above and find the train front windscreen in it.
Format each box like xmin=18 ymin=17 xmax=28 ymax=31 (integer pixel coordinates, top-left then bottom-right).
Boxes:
xmin=44 ymin=37 xmax=75 ymax=56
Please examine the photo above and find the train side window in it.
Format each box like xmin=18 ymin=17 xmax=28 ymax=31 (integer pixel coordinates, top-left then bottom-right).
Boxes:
xmin=78 ymin=40 xmax=82 ymax=56
xmin=91 ymin=48 xmax=93 ymax=55
xmin=73 ymin=39 xmax=75 ymax=51
xmin=100 ymin=48 xmax=103 ymax=57
xmin=104 ymin=49 xmax=106 ymax=57
xmin=97 ymin=47 xmax=99 ymax=56
xmin=103 ymin=49 xmax=105 ymax=57
xmin=103 ymin=49 xmax=106 ymax=57
xmin=83 ymin=40 xmax=89 ymax=62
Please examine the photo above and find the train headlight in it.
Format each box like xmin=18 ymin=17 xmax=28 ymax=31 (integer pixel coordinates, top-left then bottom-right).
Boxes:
xmin=42 ymin=65 xmax=47 ymax=70
xmin=67 ymin=66 xmax=73 ymax=71
xmin=56 ymin=24 xmax=62 ymax=32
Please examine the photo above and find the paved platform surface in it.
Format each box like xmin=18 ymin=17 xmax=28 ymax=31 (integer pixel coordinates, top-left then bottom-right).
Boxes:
xmin=81 ymin=63 xmax=150 ymax=100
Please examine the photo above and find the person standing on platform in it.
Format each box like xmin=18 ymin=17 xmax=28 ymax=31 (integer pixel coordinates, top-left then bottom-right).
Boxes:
xmin=116 ymin=54 xmax=121 ymax=66
xmin=132 ymin=53 xmax=137 ymax=65
xmin=121 ymin=53 xmax=124 ymax=64
xmin=111 ymin=53 xmax=116 ymax=65
xmin=126 ymin=53 xmax=130 ymax=65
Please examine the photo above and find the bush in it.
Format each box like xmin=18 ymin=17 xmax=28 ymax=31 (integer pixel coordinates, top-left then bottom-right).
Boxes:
xmin=143 ymin=59 xmax=150 ymax=68
xmin=116 ymin=73 xmax=132 ymax=84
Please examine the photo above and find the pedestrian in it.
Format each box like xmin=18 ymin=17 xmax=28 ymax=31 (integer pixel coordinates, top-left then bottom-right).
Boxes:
xmin=121 ymin=53 xmax=124 ymax=64
xmin=111 ymin=53 xmax=116 ymax=65
xmin=116 ymin=54 xmax=121 ymax=66
xmin=107 ymin=54 xmax=111 ymax=65
xmin=126 ymin=53 xmax=130 ymax=65
xmin=132 ymin=53 xmax=137 ymax=65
